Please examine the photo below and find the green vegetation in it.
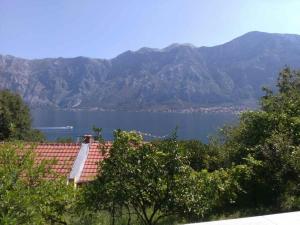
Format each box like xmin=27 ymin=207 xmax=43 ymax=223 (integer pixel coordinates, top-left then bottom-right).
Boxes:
xmin=0 ymin=142 xmax=75 ymax=224
xmin=92 ymin=126 xmax=104 ymax=143
xmin=0 ymin=90 xmax=44 ymax=141
xmin=81 ymin=130 xmax=253 ymax=225
xmin=220 ymin=67 xmax=300 ymax=213
xmin=1 ymin=67 xmax=300 ymax=224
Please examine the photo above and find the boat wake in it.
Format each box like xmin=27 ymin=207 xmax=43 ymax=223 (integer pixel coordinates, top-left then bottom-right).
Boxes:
xmin=35 ymin=126 xmax=74 ymax=130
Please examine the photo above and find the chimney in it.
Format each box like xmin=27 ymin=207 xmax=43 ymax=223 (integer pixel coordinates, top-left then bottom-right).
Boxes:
xmin=68 ymin=134 xmax=93 ymax=187
xmin=83 ymin=134 xmax=93 ymax=144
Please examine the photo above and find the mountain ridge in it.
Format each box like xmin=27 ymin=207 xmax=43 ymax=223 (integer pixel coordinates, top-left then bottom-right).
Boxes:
xmin=1 ymin=31 xmax=300 ymax=111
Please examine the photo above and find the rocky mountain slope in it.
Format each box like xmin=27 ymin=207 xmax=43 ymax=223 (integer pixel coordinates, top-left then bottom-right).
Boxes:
xmin=1 ymin=31 xmax=300 ymax=111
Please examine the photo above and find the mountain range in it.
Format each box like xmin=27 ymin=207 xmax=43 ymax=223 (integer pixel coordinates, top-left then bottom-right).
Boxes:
xmin=1 ymin=31 xmax=300 ymax=111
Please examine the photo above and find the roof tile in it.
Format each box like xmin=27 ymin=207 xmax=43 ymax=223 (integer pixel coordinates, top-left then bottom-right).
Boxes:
xmin=34 ymin=143 xmax=81 ymax=178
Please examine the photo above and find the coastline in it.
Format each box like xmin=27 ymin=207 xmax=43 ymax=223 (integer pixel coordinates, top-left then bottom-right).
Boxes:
xmin=31 ymin=105 xmax=255 ymax=115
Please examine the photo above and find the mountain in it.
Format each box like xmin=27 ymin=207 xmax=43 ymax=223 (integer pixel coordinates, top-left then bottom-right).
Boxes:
xmin=1 ymin=31 xmax=300 ymax=111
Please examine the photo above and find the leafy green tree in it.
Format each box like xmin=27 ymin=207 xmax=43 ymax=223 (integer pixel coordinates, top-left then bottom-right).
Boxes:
xmin=82 ymin=130 xmax=252 ymax=225
xmin=0 ymin=90 xmax=44 ymax=141
xmin=0 ymin=142 xmax=75 ymax=224
xmin=220 ymin=67 xmax=300 ymax=212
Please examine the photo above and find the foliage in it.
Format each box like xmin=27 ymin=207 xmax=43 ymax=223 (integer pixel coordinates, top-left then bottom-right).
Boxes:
xmin=92 ymin=126 xmax=104 ymax=143
xmin=0 ymin=142 xmax=75 ymax=224
xmin=178 ymin=140 xmax=225 ymax=172
xmin=0 ymin=90 xmax=44 ymax=141
xmin=82 ymin=130 xmax=252 ymax=225
xmin=220 ymin=67 xmax=300 ymax=212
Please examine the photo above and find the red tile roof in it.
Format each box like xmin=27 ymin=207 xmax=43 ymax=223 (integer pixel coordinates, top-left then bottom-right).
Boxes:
xmin=34 ymin=143 xmax=81 ymax=178
xmin=1 ymin=141 xmax=112 ymax=184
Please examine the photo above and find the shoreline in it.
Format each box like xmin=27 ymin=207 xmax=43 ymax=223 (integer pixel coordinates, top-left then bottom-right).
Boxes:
xmin=31 ymin=105 xmax=255 ymax=114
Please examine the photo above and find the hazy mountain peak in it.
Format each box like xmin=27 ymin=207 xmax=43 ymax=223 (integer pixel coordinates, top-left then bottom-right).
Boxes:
xmin=229 ymin=30 xmax=300 ymax=43
xmin=136 ymin=47 xmax=161 ymax=54
xmin=163 ymin=43 xmax=197 ymax=51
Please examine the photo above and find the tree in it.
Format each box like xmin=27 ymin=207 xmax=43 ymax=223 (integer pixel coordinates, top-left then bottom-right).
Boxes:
xmin=220 ymin=67 xmax=300 ymax=212
xmin=0 ymin=141 xmax=75 ymax=224
xmin=92 ymin=126 xmax=104 ymax=143
xmin=82 ymin=130 xmax=251 ymax=225
xmin=179 ymin=140 xmax=224 ymax=172
xmin=83 ymin=130 xmax=193 ymax=224
xmin=0 ymin=90 xmax=44 ymax=141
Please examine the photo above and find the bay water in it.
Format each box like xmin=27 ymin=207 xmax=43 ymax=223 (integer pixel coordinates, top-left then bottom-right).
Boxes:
xmin=32 ymin=109 xmax=237 ymax=143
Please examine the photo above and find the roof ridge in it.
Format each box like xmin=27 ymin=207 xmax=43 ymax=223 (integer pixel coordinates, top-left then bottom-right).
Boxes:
xmin=37 ymin=143 xmax=80 ymax=146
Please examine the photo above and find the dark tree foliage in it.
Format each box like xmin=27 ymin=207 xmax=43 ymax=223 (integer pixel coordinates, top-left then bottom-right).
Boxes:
xmin=178 ymin=140 xmax=225 ymax=172
xmin=0 ymin=90 xmax=44 ymax=141
xmin=221 ymin=67 xmax=300 ymax=213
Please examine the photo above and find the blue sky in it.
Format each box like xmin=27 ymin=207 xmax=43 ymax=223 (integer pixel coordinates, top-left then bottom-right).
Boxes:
xmin=1 ymin=0 xmax=300 ymax=59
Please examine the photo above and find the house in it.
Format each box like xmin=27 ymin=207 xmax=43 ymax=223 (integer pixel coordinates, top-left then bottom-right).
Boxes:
xmin=33 ymin=135 xmax=111 ymax=187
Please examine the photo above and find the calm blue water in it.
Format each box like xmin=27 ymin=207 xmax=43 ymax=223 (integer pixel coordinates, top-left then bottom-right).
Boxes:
xmin=32 ymin=109 xmax=237 ymax=142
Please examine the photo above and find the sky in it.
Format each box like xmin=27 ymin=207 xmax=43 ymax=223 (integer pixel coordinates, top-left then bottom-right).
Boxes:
xmin=1 ymin=0 xmax=300 ymax=59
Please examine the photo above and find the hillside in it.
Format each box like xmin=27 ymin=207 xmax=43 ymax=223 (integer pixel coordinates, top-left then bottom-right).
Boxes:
xmin=1 ymin=31 xmax=300 ymax=111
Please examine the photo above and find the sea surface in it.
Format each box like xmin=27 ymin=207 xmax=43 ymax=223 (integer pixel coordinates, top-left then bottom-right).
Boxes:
xmin=32 ymin=109 xmax=238 ymax=143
